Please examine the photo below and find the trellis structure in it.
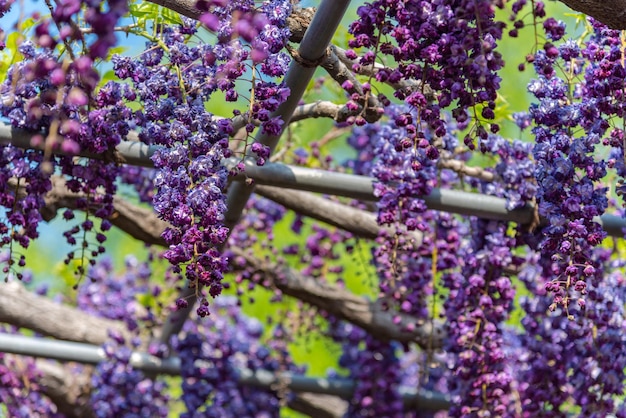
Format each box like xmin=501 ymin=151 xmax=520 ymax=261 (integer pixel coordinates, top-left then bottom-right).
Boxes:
xmin=1 ymin=0 xmax=625 ymax=416
xmin=3 ymin=123 xmax=626 ymax=235
xmin=0 ymin=333 xmax=450 ymax=412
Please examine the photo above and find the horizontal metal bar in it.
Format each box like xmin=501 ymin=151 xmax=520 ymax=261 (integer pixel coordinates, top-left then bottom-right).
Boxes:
xmin=0 ymin=332 xmax=181 ymax=374
xmin=0 ymin=333 xmax=449 ymax=411
xmin=1 ymin=123 xmax=624 ymax=235
xmin=223 ymin=157 xmax=377 ymax=201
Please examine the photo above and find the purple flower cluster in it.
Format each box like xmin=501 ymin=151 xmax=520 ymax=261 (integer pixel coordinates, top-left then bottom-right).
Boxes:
xmin=91 ymin=332 xmax=170 ymax=418
xmin=329 ymin=321 xmax=405 ymax=417
xmin=73 ymin=257 xmax=170 ymax=416
xmin=0 ymin=331 xmax=62 ymax=417
xmin=299 ymin=224 xmax=350 ymax=279
xmin=506 ymin=0 xmax=548 ymax=41
xmin=77 ymin=256 xmax=159 ymax=330
xmin=348 ymin=0 xmax=505 ymax=140
xmin=0 ymin=17 xmax=131 ymax=275
xmin=478 ymin=135 xmax=536 ymax=210
xmin=41 ymin=0 xmax=128 ymax=59
xmin=440 ymin=135 xmax=532 ymax=416
xmin=527 ymin=19 xmax=612 ymax=313
xmin=443 ymin=219 xmax=518 ymax=417
xmin=110 ymin=3 xmax=291 ymax=315
xmin=0 ymin=0 xmax=14 ymax=50
xmin=579 ymin=21 xmax=626 ymax=201
xmin=227 ymin=195 xmax=287 ymax=300
xmin=195 ymin=0 xmax=292 ymax=136
xmin=571 ymin=254 xmax=626 ymax=416
xmin=174 ymin=297 xmax=301 ymax=417
xmin=229 ymin=195 xmax=287 ymax=249
xmin=346 ymin=105 xmax=463 ymax=323
xmin=517 ymin=247 xmax=626 ymax=416
xmin=0 ymin=145 xmax=49 ymax=276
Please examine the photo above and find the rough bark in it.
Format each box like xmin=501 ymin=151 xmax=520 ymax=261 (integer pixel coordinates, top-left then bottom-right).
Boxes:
xmin=43 ymin=176 xmax=406 ymax=243
xmin=0 ymin=281 xmax=130 ymax=345
xmin=36 ymin=178 xmax=443 ymax=349
xmin=288 ymin=392 xmax=346 ymax=418
xmin=148 ymin=0 xmax=626 ymax=30
xmin=146 ymin=0 xmax=317 ymax=39
xmin=255 ymin=185 xmax=385 ymax=239
xmin=42 ymin=176 xmax=168 ymax=247
xmin=558 ymin=0 xmax=626 ymax=29
xmin=230 ymin=247 xmax=445 ymax=348
xmin=36 ymin=360 xmax=96 ymax=418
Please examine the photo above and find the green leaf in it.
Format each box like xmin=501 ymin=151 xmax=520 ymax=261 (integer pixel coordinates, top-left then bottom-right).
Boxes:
xmin=20 ymin=17 xmax=38 ymax=33
xmin=106 ymin=45 xmax=128 ymax=62
xmin=129 ymin=2 xmax=183 ymax=27
xmin=0 ymin=32 xmax=25 ymax=76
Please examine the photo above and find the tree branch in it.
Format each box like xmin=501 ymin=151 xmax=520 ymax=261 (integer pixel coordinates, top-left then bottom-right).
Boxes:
xmin=332 ymin=45 xmax=435 ymax=102
xmin=320 ymin=46 xmax=383 ymax=123
xmin=289 ymin=100 xmax=354 ymax=123
xmin=255 ymin=184 xmax=425 ymax=245
xmin=42 ymin=176 xmax=168 ymax=247
xmin=35 ymin=360 xmax=95 ymax=418
xmin=146 ymin=0 xmax=199 ymax=19
xmin=438 ymin=159 xmax=495 ymax=182
xmin=147 ymin=0 xmax=626 ymax=35
xmin=255 ymin=185 xmax=385 ymax=239
xmin=288 ymin=393 xmax=346 ymax=418
xmin=146 ymin=0 xmax=317 ymax=40
xmin=558 ymin=0 xmax=626 ymax=29
xmin=230 ymin=247 xmax=445 ymax=349
xmin=38 ymin=181 xmax=442 ymax=349
xmin=0 ymin=281 xmax=130 ymax=345
xmin=37 ymin=354 xmax=346 ymax=418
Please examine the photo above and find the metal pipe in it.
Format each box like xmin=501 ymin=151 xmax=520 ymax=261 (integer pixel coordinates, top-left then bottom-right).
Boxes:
xmin=0 ymin=333 xmax=449 ymax=411
xmin=0 ymin=123 xmax=624 ymax=233
xmin=224 ymin=157 xmax=377 ymax=201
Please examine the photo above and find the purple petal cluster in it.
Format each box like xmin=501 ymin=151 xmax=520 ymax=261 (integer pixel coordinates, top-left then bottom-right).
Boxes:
xmin=346 ymin=105 xmax=464 ymax=323
xmin=528 ymin=19 xmax=613 ymax=313
xmin=579 ymin=21 xmax=626 ymax=204
xmin=348 ymin=0 xmax=505 ymax=139
xmin=0 ymin=146 xmax=49 ymax=271
xmin=174 ymin=297 xmax=302 ymax=417
xmin=0 ymin=38 xmax=132 ymax=276
xmin=439 ymin=135 xmax=533 ymax=416
xmin=227 ymin=195 xmax=288 ymax=300
xmin=91 ymin=332 xmax=170 ymax=418
xmin=77 ymin=256 xmax=158 ymax=330
xmin=443 ymin=219 xmax=518 ymax=417
xmin=479 ymin=135 xmax=536 ymax=210
xmin=0 ymin=0 xmax=14 ymax=50
xmin=517 ymin=248 xmax=626 ymax=416
xmin=0 ymin=329 xmax=63 ymax=417
xmin=330 ymin=321 xmax=405 ymax=417
xmin=108 ymin=6 xmax=291 ymax=313
xmin=42 ymin=0 xmax=128 ymax=59
xmin=74 ymin=257 xmax=170 ymax=415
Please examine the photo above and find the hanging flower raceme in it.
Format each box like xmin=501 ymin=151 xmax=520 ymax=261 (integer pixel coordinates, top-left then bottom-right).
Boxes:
xmin=112 ymin=2 xmax=292 ymax=315
xmin=348 ymin=0 xmax=506 ymax=143
xmin=174 ymin=298 xmax=302 ymax=417
xmin=526 ymin=19 xmax=614 ymax=315
xmin=0 ymin=29 xmax=129 ymax=276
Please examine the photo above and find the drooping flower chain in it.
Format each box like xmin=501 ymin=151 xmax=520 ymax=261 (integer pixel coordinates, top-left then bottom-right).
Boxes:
xmin=526 ymin=18 xmax=614 ymax=314
xmin=0 ymin=0 xmax=130 ymax=277
xmin=347 ymin=0 xmax=506 ymax=145
xmin=112 ymin=2 xmax=291 ymax=315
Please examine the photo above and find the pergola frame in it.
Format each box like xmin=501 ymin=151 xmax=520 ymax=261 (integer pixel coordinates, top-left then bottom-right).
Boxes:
xmin=1 ymin=0 xmax=625 ymax=416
